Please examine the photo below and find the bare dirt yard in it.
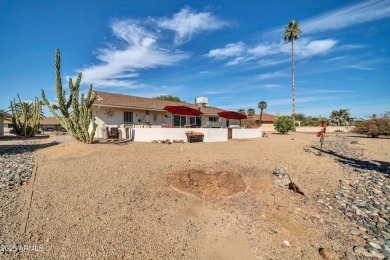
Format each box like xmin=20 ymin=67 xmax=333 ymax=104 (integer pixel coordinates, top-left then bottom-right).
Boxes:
xmin=1 ymin=132 xmax=389 ymax=259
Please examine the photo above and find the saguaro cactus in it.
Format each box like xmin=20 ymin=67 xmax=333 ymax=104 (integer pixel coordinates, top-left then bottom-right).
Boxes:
xmin=41 ymin=49 xmax=97 ymax=143
xmin=10 ymin=94 xmax=41 ymax=138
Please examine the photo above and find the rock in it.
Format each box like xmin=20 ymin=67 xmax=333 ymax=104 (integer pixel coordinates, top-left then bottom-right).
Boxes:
xmin=353 ymin=246 xmax=368 ymax=256
xmin=319 ymin=248 xmax=336 ymax=260
xmin=350 ymin=229 xmax=360 ymax=236
xmin=272 ymin=178 xmax=291 ymax=187
xmin=283 ymin=241 xmax=291 ymax=247
xmin=370 ymin=250 xmax=385 ymax=259
xmin=273 ymin=166 xmax=288 ymax=177
xmin=345 ymin=251 xmax=356 ymax=260
xmin=369 ymin=242 xmax=382 ymax=250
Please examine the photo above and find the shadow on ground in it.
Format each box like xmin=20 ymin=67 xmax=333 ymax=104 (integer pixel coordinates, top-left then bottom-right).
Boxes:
xmin=0 ymin=135 xmax=58 ymax=155
xmin=311 ymin=146 xmax=389 ymax=178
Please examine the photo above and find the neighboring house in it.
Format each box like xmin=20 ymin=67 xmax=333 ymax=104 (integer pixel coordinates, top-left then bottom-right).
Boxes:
xmin=40 ymin=117 xmax=62 ymax=131
xmin=253 ymin=113 xmax=275 ymax=131
xmin=93 ymin=91 xmax=240 ymax=138
xmin=4 ymin=119 xmax=13 ymax=133
xmin=0 ymin=111 xmax=12 ymax=137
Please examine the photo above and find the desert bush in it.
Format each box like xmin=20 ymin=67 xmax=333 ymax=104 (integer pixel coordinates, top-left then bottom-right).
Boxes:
xmin=273 ymin=116 xmax=293 ymax=134
xmin=352 ymin=116 xmax=390 ymax=138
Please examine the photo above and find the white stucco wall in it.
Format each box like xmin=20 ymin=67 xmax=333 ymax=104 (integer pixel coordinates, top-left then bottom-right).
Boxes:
xmin=295 ymin=126 xmax=351 ymax=133
xmin=202 ymin=128 xmax=228 ymax=142
xmin=93 ymin=107 xmax=171 ymax=138
xmin=133 ymin=128 xmax=228 ymax=143
xmin=232 ymin=128 xmax=262 ymax=139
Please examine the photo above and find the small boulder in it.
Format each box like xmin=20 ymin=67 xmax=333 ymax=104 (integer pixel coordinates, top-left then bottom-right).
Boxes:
xmin=273 ymin=166 xmax=288 ymax=177
xmin=272 ymin=178 xmax=291 ymax=187
xmin=319 ymin=248 xmax=336 ymax=260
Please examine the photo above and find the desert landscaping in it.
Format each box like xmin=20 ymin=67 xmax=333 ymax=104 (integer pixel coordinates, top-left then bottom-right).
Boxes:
xmin=0 ymin=131 xmax=389 ymax=259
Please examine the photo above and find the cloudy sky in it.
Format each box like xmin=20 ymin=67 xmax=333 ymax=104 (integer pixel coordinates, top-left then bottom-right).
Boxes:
xmin=1 ymin=0 xmax=389 ymax=119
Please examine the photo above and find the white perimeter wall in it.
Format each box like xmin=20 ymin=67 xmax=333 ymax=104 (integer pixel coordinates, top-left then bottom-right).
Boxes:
xmin=133 ymin=128 xmax=228 ymax=143
xmin=232 ymin=128 xmax=262 ymax=139
xmin=295 ymin=126 xmax=352 ymax=133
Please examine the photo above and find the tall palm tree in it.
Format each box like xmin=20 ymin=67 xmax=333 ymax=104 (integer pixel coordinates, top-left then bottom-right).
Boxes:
xmin=257 ymin=101 xmax=267 ymax=126
xmin=238 ymin=108 xmax=246 ymax=115
xmin=330 ymin=109 xmax=351 ymax=126
xmin=284 ymin=20 xmax=302 ymax=129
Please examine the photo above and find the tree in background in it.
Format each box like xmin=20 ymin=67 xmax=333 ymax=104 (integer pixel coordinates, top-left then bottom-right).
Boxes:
xmin=238 ymin=108 xmax=246 ymax=115
xmin=9 ymin=101 xmax=45 ymax=120
xmin=245 ymin=108 xmax=256 ymax=127
xmin=257 ymin=101 xmax=267 ymax=126
xmin=352 ymin=112 xmax=389 ymax=138
xmin=42 ymin=49 xmax=97 ymax=144
xmin=247 ymin=108 xmax=255 ymax=117
xmin=330 ymin=109 xmax=352 ymax=126
xmin=154 ymin=95 xmax=183 ymax=102
xmin=284 ymin=20 xmax=302 ymax=129
xmin=10 ymin=94 xmax=41 ymax=138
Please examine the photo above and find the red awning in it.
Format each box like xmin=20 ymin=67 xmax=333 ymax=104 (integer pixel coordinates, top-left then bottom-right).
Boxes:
xmin=163 ymin=105 xmax=203 ymax=116
xmin=217 ymin=111 xmax=247 ymax=120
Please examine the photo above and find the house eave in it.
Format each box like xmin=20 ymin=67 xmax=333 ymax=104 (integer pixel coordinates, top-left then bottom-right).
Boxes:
xmin=92 ymin=103 xmax=219 ymax=116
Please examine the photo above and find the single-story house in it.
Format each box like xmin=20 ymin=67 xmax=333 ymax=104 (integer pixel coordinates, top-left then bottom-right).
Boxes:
xmin=253 ymin=113 xmax=275 ymax=131
xmin=40 ymin=117 xmax=62 ymax=131
xmin=0 ymin=111 xmax=12 ymax=137
xmin=93 ymin=91 xmax=241 ymax=139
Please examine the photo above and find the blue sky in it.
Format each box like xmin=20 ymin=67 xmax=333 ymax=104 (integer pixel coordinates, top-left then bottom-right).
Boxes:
xmin=1 ymin=0 xmax=389 ymax=119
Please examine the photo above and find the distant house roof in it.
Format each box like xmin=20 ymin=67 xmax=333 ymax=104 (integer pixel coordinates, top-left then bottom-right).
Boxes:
xmin=93 ymin=91 xmax=224 ymax=115
xmin=252 ymin=113 xmax=275 ymax=122
xmin=0 ymin=111 xmax=12 ymax=118
xmin=40 ymin=117 xmax=60 ymax=125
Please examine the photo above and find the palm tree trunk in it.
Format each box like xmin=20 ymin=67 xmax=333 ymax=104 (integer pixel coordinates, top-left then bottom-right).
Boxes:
xmin=259 ymin=109 xmax=263 ymax=126
xmin=291 ymin=38 xmax=296 ymax=129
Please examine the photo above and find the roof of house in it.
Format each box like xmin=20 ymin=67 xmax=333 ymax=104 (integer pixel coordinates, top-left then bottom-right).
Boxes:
xmin=252 ymin=113 xmax=275 ymax=122
xmin=93 ymin=91 xmax=224 ymax=115
xmin=0 ymin=111 xmax=12 ymax=118
xmin=40 ymin=117 xmax=60 ymax=125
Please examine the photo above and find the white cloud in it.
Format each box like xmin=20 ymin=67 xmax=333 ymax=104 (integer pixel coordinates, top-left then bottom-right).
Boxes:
xmin=263 ymin=84 xmax=282 ymax=89
xmin=206 ymin=38 xmax=336 ymax=67
xmin=301 ymin=0 xmax=390 ymax=34
xmin=80 ymin=20 xmax=189 ymax=88
xmin=157 ymin=7 xmax=229 ymax=45
xmin=248 ymin=43 xmax=281 ymax=57
xmin=226 ymin=56 xmax=250 ymax=66
xmin=294 ymin=38 xmax=337 ymax=57
xmin=347 ymin=65 xmax=375 ymax=71
xmin=207 ymin=42 xmax=246 ymax=59
xmin=257 ymin=72 xmax=288 ymax=80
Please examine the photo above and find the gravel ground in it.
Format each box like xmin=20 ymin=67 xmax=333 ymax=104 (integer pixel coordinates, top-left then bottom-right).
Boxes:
xmin=0 ymin=132 xmax=389 ymax=259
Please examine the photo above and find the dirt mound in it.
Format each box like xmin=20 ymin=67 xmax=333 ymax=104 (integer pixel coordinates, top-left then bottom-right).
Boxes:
xmin=170 ymin=168 xmax=247 ymax=199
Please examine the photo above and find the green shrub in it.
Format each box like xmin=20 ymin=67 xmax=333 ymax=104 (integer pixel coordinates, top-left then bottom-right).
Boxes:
xmin=273 ymin=116 xmax=293 ymax=134
xmin=352 ymin=116 xmax=390 ymax=138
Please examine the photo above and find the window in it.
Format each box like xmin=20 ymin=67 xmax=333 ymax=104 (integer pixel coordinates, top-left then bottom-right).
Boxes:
xmin=209 ymin=116 xmax=219 ymax=122
xmin=124 ymin=111 xmax=133 ymax=123
xmin=8 ymin=124 xmax=13 ymax=128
